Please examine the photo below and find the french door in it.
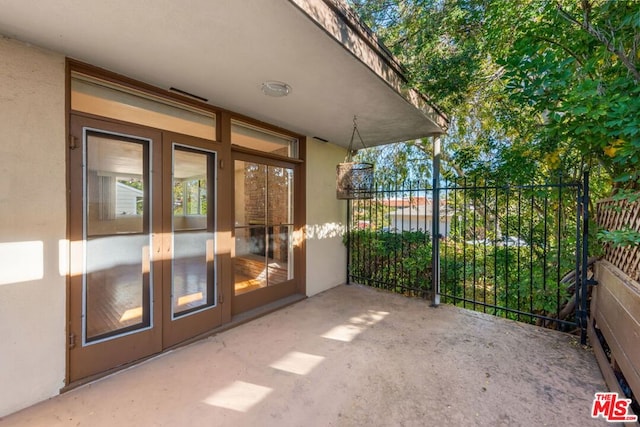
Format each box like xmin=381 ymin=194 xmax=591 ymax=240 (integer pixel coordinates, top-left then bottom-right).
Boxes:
xmin=231 ymin=152 xmax=299 ymax=314
xmin=68 ymin=115 xmax=225 ymax=382
xmin=161 ymin=133 xmax=225 ymax=348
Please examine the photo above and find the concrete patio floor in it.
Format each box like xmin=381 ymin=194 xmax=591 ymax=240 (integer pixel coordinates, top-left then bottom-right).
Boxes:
xmin=1 ymin=284 xmax=608 ymax=426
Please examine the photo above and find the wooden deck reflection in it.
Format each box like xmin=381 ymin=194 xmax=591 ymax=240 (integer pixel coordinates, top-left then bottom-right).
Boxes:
xmin=84 ymin=255 xmax=290 ymax=337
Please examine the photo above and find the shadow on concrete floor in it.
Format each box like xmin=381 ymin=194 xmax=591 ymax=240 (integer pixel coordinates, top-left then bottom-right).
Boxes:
xmin=1 ymin=284 xmax=608 ymax=426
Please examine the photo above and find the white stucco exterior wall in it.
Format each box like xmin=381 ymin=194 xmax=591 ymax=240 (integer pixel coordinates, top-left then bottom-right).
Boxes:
xmin=0 ymin=36 xmax=66 ymax=417
xmin=305 ymin=139 xmax=347 ymax=296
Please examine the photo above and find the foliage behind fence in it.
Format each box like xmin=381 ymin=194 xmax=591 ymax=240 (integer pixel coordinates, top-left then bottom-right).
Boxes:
xmin=438 ymin=179 xmax=585 ymax=330
xmin=347 ymin=230 xmax=432 ymax=297
xmin=347 ymin=176 xmax=589 ymax=332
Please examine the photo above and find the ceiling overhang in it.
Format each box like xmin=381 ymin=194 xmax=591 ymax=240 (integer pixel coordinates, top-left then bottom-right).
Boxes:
xmin=0 ymin=0 xmax=447 ymax=148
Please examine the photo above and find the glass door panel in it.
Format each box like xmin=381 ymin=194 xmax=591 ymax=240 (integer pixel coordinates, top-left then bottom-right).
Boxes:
xmin=233 ymin=160 xmax=294 ymax=295
xmin=266 ymin=166 xmax=294 ymax=286
xmin=266 ymin=166 xmax=293 ymax=225
xmin=172 ymin=147 xmax=215 ymax=317
xmin=84 ymin=132 xmax=151 ymax=342
xmin=85 ymin=235 xmax=150 ymax=339
xmin=234 ymin=161 xmax=267 ymax=294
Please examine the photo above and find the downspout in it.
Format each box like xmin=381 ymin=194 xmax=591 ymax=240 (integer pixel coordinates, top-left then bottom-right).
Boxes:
xmin=346 ymin=199 xmax=351 ymax=285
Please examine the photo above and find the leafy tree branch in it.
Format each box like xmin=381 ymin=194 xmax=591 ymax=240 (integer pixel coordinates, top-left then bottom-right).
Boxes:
xmin=556 ymin=1 xmax=640 ymax=82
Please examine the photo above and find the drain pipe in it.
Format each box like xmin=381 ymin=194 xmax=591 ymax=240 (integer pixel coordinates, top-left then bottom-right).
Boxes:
xmin=346 ymin=199 xmax=351 ymax=285
xmin=431 ymin=135 xmax=441 ymax=306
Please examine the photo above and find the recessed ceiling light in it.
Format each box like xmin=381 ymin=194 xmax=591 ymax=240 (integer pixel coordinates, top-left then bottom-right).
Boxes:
xmin=261 ymin=81 xmax=292 ymax=97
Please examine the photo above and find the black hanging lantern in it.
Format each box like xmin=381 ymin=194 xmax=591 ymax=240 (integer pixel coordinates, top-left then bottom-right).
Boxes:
xmin=336 ymin=117 xmax=374 ymax=199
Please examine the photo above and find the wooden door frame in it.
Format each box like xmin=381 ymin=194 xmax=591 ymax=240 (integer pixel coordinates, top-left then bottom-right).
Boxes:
xmin=67 ymin=116 xmax=236 ymax=385
xmin=160 ymin=132 xmax=231 ymax=347
xmin=65 ymin=61 xmax=307 ymax=386
xmin=67 ymin=114 xmax=163 ymax=383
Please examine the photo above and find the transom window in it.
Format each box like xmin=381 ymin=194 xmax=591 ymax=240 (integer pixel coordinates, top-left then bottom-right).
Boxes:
xmin=71 ymin=73 xmax=216 ymax=141
xmin=231 ymin=120 xmax=298 ymax=159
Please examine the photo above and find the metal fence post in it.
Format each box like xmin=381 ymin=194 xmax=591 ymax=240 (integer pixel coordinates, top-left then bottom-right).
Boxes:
xmin=431 ymin=136 xmax=441 ymax=306
xmin=579 ymin=170 xmax=590 ymax=344
xmin=346 ymin=199 xmax=351 ymax=285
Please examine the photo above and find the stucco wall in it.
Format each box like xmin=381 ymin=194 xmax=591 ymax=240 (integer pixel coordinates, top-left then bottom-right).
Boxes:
xmin=0 ymin=34 xmax=348 ymax=416
xmin=305 ymin=139 xmax=347 ymax=296
xmin=0 ymin=36 xmax=66 ymax=416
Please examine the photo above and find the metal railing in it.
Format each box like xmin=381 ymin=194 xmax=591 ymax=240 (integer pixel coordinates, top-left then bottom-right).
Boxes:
xmin=346 ymin=173 xmax=590 ymax=341
xmin=347 ymin=182 xmax=434 ymax=297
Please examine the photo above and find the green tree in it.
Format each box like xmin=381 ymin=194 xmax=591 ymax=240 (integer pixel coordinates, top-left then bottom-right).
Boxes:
xmin=350 ymin=0 xmax=639 ymax=196
xmin=487 ymin=0 xmax=640 ymax=190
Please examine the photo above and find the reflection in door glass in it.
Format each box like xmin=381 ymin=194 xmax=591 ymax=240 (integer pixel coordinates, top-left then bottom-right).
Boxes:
xmin=172 ymin=147 xmax=215 ymax=317
xmin=87 ymin=137 xmax=146 ymax=235
xmin=267 ymin=167 xmax=294 ymax=285
xmin=268 ymin=225 xmax=293 ymax=285
xmin=234 ymin=227 xmax=267 ymax=294
xmin=84 ymin=132 xmax=150 ymax=342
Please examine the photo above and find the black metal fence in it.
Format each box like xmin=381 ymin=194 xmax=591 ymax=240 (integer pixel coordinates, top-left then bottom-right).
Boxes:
xmin=346 ymin=174 xmax=590 ymax=338
xmin=347 ymin=182 xmax=435 ymax=297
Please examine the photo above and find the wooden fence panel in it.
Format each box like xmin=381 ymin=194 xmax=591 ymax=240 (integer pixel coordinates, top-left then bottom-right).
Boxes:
xmin=592 ymin=196 xmax=640 ymax=423
xmin=596 ymin=197 xmax=640 ymax=282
